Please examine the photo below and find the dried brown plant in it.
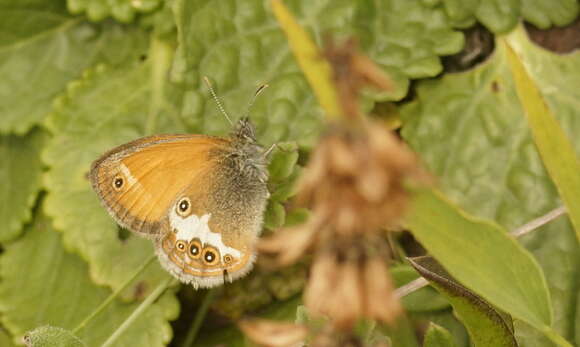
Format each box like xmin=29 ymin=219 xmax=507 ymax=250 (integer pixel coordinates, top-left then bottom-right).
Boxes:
xmin=243 ymin=38 xmax=427 ymax=346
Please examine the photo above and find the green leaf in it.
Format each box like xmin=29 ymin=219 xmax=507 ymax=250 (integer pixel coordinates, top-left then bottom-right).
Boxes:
xmin=0 ymin=0 xmax=149 ymax=134
xmin=268 ymin=142 xmax=299 ymax=182
xmin=411 ymin=310 xmax=470 ymax=347
xmin=0 ymin=129 xmax=44 ymax=242
xmin=264 ymin=201 xmax=286 ymax=230
xmin=409 ymin=256 xmax=518 ymax=347
xmin=67 ymin=0 xmax=164 ymax=23
xmin=406 ymin=189 xmax=554 ymax=337
xmin=0 ymin=213 xmax=178 ymax=347
xmin=171 ymin=0 xmax=464 ymax=147
xmin=43 ymin=44 xmax=181 ymax=298
xmin=271 ymin=0 xmax=341 ymax=118
xmin=520 ymin=0 xmax=579 ymax=29
xmin=424 ymin=323 xmax=458 ymax=347
xmin=390 ymin=264 xmax=450 ymax=312
xmin=24 ymin=326 xmax=84 ymax=347
xmin=0 ymin=326 xmax=14 ymax=347
xmin=437 ymin=0 xmax=578 ymax=32
xmin=401 ymin=26 xmax=580 ymax=344
xmin=503 ymin=28 xmax=580 ymax=243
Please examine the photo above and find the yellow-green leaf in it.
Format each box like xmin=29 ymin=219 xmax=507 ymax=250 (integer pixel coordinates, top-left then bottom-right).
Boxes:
xmin=503 ymin=27 xmax=580 ymax=243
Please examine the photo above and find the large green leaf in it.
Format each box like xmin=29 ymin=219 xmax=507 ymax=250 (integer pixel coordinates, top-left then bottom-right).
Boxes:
xmin=0 ymin=0 xmax=149 ymax=134
xmin=406 ymin=189 xmax=554 ymax=339
xmin=0 ymin=129 xmax=44 ymax=242
xmin=409 ymin=256 xmax=518 ymax=347
xmin=401 ymin=26 xmax=579 ymax=344
xmin=43 ymin=47 xmax=180 ymax=298
xmin=0 ymin=213 xmax=178 ymax=346
xmin=171 ymin=0 xmax=463 ymax=147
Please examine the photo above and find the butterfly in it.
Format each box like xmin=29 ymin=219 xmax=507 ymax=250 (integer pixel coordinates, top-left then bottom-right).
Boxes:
xmin=89 ymin=80 xmax=271 ymax=288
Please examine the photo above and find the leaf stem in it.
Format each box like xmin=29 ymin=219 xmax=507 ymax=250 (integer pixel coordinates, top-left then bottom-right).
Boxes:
xmin=511 ymin=206 xmax=566 ymax=237
xmin=182 ymin=289 xmax=218 ymax=347
xmin=72 ymin=253 xmax=157 ymax=335
xmin=397 ymin=205 xmax=568 ymax=298
xmin=101 ymin=276 xmax=174 ymax=347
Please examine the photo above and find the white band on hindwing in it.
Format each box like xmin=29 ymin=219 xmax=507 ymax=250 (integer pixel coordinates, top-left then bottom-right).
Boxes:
xmin=168 ymin=209 xmax=242 ymax=259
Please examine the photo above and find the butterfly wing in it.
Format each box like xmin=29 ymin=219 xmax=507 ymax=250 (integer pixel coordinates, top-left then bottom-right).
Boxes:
xmin=90 ymin=133 xmax=270 ymax=288
xmin=155 ymin=143 xmax=270 ymax=288
xmin=89 ymin=134 xmax=230 ymax=236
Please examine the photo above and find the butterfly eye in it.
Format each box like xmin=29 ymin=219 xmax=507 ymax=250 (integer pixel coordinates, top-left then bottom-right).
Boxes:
xmin=176 ymin=197 xmax=191 ymax=216
xmin=175 ymin=240 xmax=187 ymax=252
xmin=112 ymin=175 xmax=124 ymax=191
xmin=202 ymin=246 xmax=220 ymax=265
xmin=188 ymin=239 xmax=202 ymax=259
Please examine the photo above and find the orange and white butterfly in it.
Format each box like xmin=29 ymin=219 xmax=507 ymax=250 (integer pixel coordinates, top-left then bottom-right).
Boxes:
xmin=89 ymin=81 xmax=270 ymax=288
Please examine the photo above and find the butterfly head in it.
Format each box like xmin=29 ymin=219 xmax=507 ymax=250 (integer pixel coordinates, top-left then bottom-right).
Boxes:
xmin=232 ymin=117 xmax=257 ymax=143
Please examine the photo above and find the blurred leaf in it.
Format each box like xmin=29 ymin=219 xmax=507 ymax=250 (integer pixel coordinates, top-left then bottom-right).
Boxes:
xmin=424 ymin=323 xmax=458 ymax=347
xmin=409 ymin=256 xmax=518 ymax=347
xmin=268 ymin=142 xmax=299 ymax=181
xmin=0 ymin=327 xmax=14 ymax=347
xmin=271 ymin=0 xmax=340 ymax=118
xmin=264 ymin=201 xmax=286 ymax=230
xmin=24 ymin=326 xmax=84 ymax=347
xmin=0 ymin=213 xmax=178 ymax=347
xmin=401 ymin=26 xmax=580 ymax=344
xmin=411 ymin=310 xmax=470 ymax=347
xmin=390 ymin=264 xmax=450 ymax=312
xmin=437 ymin=0 xmax=578 ymax=32
xmin=503 ymin=28 xmax=580 ymax=243
xmin=521 ymin=0 xmax=579 ymax=29
xmin=0 ymin=0 xmax=149 ymax=134
xmin=379 ymin=314 xmax=419 ymax=347
xmin=67 ymin=0 xmax=164 ymax=23
xmin=171 ymin=0 xmax=464 ymax=147
xmin=0 ymin=129 xmax=44 ymax=242
xmin=43 ymin=41 xmax=181 ymax=298
xmin=406 ymin=190 xmax=572 ymax=345
xmin=195 ymin=295 xmax=301 ymax=347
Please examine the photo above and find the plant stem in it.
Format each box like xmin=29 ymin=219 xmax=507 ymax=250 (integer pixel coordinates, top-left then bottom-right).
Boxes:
xmin=101 ymin=276 xmax=174 ymax=347
xmin=397 ymin=205 xmax=568 ymax=298
xmin=72 ymin=253 xmax=157 ymax=335
xmin=511 ymin=206 xmax=566 ymax=237
xmin=182 ymin=288 xmax=218 ymax=347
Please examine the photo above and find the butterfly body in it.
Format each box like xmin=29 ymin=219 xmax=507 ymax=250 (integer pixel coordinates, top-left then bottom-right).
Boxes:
xmin=89 ymin=119 xmax=269 ymax=288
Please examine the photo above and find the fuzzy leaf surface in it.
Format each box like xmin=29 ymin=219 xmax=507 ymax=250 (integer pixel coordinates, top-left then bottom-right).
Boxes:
xmin=0 ymin=129 xmax=44 ymax=242
xmin=0 ymin=214 xmax=178 ymax=347
xmin=172 ymin=0 xmax=463 ymax=148
xmin=0 ymin=0 xmax=149 ymax=134
xmin=401 ymin=27 xmax=580 ymax=344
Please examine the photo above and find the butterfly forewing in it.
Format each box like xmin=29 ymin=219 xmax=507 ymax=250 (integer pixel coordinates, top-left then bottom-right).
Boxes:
xmin=89 ymin=135 xmax=229 ymax=236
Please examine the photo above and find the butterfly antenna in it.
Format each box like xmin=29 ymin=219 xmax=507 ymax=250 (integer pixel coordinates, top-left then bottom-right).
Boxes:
xmin=203 ymin=76 xmax=233 ymax=126
xmin=243 ymin=83 xmax=269 ymax=119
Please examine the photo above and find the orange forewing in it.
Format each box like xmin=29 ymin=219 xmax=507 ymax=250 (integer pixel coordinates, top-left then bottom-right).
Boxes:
xmin=89 ymin=134 xmax=230 ymax=236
